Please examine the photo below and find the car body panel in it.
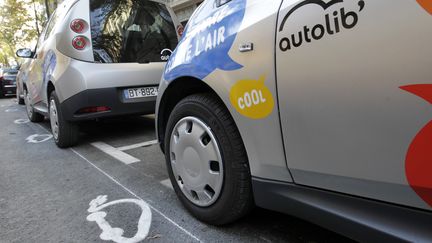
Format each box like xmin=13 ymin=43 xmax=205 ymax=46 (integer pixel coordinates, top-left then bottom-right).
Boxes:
xmin=16 ymin=59 xmax=32 ymax=99
xmin=276 ymin=0 xmax=432 ymax=210
xmin=158 ymin=0 xmax=293 ymax=182
xmin=158 ymin=0 xmax=432 ymax=212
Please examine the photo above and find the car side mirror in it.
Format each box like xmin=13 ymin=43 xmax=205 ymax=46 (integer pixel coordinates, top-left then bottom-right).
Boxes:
xmin=16 ymin=48 xmax=33 ymax=58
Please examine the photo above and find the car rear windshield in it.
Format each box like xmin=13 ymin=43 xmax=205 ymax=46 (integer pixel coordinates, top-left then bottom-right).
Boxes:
xmin=90 ymin=0 xmax=178 ymax=63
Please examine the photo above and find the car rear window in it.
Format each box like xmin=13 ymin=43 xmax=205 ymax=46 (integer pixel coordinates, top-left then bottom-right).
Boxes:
xmin=90 ymin=0 xmax=178 ymax=63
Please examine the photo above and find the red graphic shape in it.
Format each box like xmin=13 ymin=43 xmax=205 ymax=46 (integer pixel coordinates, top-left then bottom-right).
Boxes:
xmin=400 ymin=84 xmax=432 ymax=207
xmin=417 ymin=0 xmax=432 ymax=15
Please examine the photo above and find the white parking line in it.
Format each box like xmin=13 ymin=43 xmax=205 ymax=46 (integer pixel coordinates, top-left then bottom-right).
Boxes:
xmin=160 ymin=179 xmax=174 ymax=190
xmin=91 ymin=142 xmax=140 ymax=165
xmin=118 ymin=140 xmax=158 ymax=151
xmin=26 ymin=134 xmax=53 ymax=143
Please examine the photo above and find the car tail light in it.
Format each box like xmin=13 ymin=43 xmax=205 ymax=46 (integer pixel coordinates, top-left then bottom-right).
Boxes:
xmin=176 ymin=25 xmax=184 ymax=37
xmin=72 ymin=36 xmax=88 ymax=50
xmin=77 ymin=106 xmax=111 ymax=114
xmin=70 ymin=19 xmax=86 ymax=33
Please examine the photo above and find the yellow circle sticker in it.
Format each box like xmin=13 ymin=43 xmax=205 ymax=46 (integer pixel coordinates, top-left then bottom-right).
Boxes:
xmin=229 ymin=76 xmax=275 ymax=119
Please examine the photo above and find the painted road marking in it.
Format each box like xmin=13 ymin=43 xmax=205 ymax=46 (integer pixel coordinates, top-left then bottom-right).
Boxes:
xmin=70 ymin=148 xmax=202 ymax=242
xmin=160 ymin=179 xmax=174 ymax=190
xmin=91 ymin=142 xmax=140 ymax=165
xmin=33 ymin=123 xmax=201 ymax=242
xmin=87 ymin=195 xmax=152 ymax=243
xmin=14 ymin=119 xmax=30 ymax=124
xmin=26 ymin=134 xmax=53 ymax=143
xmin=117 ymin=140 xmax=158 ymax=151
xmin=5 ymin=108 xmax=18 ymax=112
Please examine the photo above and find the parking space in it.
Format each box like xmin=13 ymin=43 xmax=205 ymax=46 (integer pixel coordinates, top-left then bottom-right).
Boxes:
xmin=0 ymin=97 xmax=351 ymax=242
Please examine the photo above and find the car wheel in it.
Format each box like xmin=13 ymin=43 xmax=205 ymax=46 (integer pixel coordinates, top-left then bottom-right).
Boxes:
xmin=49 ymin=91 xmax=79 ymax=148
xmin=17 ymin=87 xmax=24 ymax=105
xmin=165 ymin=93 xmax=254 ymax=225
xmin=24 ymin=88 xmax=44 ymax=122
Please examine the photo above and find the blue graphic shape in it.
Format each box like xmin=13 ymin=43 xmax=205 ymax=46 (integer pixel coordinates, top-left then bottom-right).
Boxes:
xmin=42 ymin=50 xmax=56 ymax=85
xmin=164 ymin=0 xmax=246 ymax=81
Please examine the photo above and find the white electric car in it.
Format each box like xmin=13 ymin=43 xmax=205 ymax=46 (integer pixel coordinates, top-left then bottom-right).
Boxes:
xmin=17 ymin=0 xmax=181 ymax=147
xmin=156 ymin=0 xmax=432 ymax=241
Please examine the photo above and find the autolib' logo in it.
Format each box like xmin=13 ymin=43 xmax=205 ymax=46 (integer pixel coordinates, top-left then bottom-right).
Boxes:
xmin=278 ymin=0 xmax=365 ymax=52
xmin=160 ymin=49 xmax=173 ymax=61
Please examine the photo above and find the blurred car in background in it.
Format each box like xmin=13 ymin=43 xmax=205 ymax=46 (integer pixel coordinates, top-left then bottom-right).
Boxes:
xmin=0 ymin=68 xmax=18 ymax=98
xmin=16 ymin=0 xmax=181 ymax=148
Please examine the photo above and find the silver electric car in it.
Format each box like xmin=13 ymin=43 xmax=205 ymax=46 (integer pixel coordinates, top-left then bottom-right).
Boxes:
xmin=16 ymin=0 xmax=181 ymax=148
xmin=156 ymin=0 xmax=432 ymax=241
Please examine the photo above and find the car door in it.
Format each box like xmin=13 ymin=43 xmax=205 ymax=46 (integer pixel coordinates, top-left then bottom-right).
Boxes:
xmin=26 ymin=10 xmax=60 ymax=106
xmin=276 ymin=0 xmax=432 ymax=210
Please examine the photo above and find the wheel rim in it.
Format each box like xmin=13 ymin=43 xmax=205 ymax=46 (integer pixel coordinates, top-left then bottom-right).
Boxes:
xmin=170 ymin=116 xmax=224 ymax=207
xmin=24 ymin=89 xmax=33 ymax=117
xmin=49 ymin=99 xmax=59 ymax=140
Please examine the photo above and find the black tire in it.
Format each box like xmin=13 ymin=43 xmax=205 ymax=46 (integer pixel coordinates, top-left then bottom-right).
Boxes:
xmin=164 ymin=93 xmax=254 ymax=225
xmin=17 ymin=87 xmax=24 ymax=105
xmin=49 ymin=91 xmax=79 ymax=148
xmin=24 ymin=88 xmax=44 ymax=122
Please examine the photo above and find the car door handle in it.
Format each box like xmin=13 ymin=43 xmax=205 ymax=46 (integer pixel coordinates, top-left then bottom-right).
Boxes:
xmin=239 ymin=43 xmax=254 ymax=52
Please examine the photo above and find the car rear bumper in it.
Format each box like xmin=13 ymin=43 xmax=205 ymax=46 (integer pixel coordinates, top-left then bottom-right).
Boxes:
xmin=252 ymin=177 xmax=432 ymax=242
xmin=59 ymin=87 xmax=156 ymax=121
xmin=1 ymin=84 xmax=16 ymax=96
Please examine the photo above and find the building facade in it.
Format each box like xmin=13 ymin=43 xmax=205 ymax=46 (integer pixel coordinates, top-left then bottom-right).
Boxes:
xmin=165 ymin=0 xmax=203 ymax=24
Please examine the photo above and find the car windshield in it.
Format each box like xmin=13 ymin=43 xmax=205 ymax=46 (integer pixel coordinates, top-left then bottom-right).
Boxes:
xmin=90 ymin=0 xmax=178 ymax=63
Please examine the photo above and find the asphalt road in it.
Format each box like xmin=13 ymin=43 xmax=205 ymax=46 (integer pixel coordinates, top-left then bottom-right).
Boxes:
xmin=0 ymin=97 xmax=352 ymax=243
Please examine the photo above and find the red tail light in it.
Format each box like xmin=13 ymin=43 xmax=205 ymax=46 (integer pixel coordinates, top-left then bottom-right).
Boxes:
xmin=70 ymin=19 xmax=86 ymax=33
xmin=176 ymin=25 xmax=184 ymax=37
xmin=72 ymin=36 xmax=88 ymax=50
xmin=77 ymin=106 xmax=111 ymax=114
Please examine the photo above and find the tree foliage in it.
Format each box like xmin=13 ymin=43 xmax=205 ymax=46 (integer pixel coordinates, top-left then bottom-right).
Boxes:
xmin=0 ymin=0 xmax=60 ymax=67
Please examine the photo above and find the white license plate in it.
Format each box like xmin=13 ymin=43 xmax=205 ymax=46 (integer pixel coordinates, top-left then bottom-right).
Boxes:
xmin=124 ymin=86 xmax=158 ymax=99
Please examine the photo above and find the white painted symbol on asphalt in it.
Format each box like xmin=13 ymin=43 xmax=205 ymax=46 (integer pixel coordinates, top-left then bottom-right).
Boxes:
xmin=87 ymin=195 xmax=152 ymax=243
xmin=25 ymin=134 xmax=53 ymax=143
xmin=14 ymin=119 xmax=30 ymax=124
xmin=160 ymin=179 xmax=174 ymax=190
xmin=5 ymin=108 xmax=18 ymax=112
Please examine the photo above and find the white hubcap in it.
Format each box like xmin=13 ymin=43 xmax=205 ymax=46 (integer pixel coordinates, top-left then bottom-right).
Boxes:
xmin=170 ymin=117 xmax=224 ymax=207
xmin=24 ymin=90 xmax=33 ymax=117
xmin=50 ymin=99 xmax=59 ymax=140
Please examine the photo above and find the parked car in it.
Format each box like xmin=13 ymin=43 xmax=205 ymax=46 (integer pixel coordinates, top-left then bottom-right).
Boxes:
xmin=156 ymin=0 xmax=432 ymax=241
xmin=0 ymin=68 xmax=18 ymax=98
xmin=16 ymin=0 xmax=181 ymax=148
xmin=16 ymin=59 xmax=32 ymax=105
